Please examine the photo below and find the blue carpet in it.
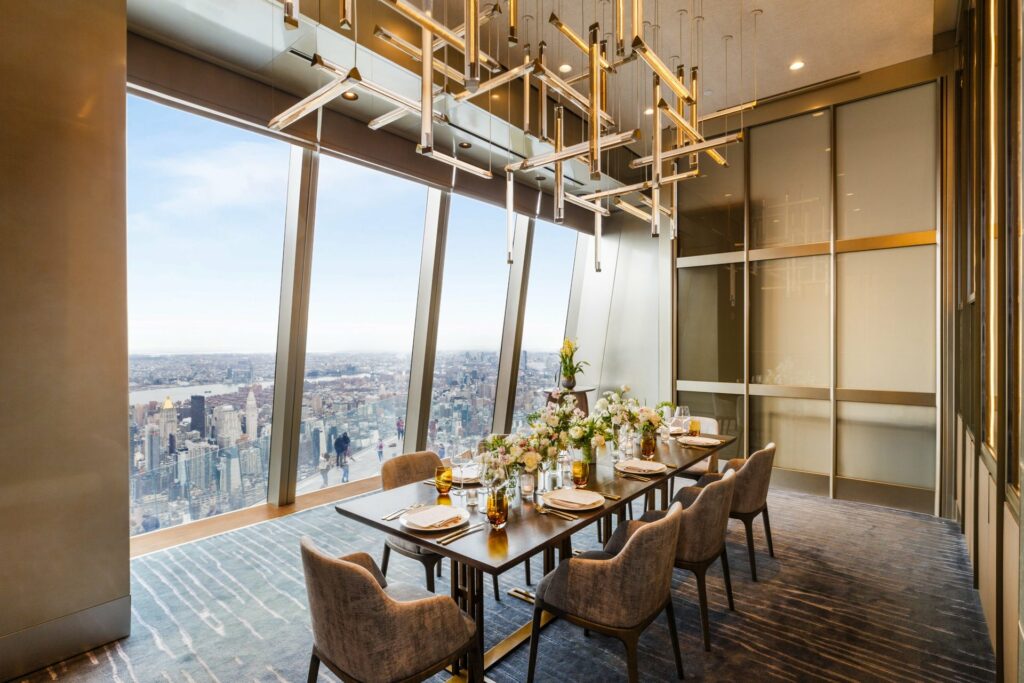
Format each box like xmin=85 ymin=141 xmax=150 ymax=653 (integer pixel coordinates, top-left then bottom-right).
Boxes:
xmin=17 ymin=490 xmax=994 ymax=682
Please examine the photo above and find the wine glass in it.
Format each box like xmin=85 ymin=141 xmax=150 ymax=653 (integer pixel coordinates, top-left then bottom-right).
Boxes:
xmin=539 ymin=454 xmax=554 ymax=493
xmin=450 ymin=448 xmax=470 ymax=498
xmin=678 ymin=405 xmax=691 ymax=433
xmin=481 ymin=458 xmax=507 ymax=497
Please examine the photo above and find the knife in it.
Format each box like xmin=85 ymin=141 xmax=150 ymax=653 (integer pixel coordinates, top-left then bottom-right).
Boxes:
xmin=439 ymin=524 xmax=486 ymax=546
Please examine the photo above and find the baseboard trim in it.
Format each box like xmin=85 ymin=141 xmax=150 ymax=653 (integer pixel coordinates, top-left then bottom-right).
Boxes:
xmin=0 ymin=595 xmax=130 ymax=681
xmin=770 ymin=467 xmax=830 ymax=496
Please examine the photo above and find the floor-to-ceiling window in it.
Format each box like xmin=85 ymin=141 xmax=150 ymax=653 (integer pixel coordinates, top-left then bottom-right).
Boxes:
xmin=511 ymin=220 xmax=578 ymax=431
xmin=126 ymin=95 xmax=290 ymax=534
xmin=296 ymin=155 xmax=427 ymax=492
xmin=429 ymin=194 xmax=510 ymax=457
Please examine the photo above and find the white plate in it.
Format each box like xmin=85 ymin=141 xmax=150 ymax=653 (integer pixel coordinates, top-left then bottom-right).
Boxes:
xmin=399 ymin=506 xmax=471 ymax=532
xmin=615 ymin=459 xmax=668 ymax=475
xmin=677 ymin=436 xmax=721 ymax=447
xmin=542 ymin=489 xmax=606 ymax=511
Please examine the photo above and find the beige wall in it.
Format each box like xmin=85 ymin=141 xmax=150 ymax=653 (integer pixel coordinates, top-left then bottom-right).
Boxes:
xmin=0 ymin=1 xmax=130 ymax=678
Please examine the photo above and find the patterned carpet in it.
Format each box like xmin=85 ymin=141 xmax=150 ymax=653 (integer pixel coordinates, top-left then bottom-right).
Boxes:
xmin=17 ymin=489 xmax=994 ymax=682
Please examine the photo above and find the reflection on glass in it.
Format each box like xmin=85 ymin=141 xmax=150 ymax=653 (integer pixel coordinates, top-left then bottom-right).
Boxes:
xmin=512 ymin=220 xmax=577 ymax=431
xmin=677 ymin=391 xmax=743 ymax=458
xmin=837 ymin=402 xmax=935 ymax=489
xmin=837 ymin=83 xmax=937 ymax=239
xmin=750 ymin=111 xmax=831 ymax=248
xmin=749 ymin=397 xmax=830 ymax=474
xmin=750 ymin=256 xmax=830 ymax=387
xmin=837 ymin=246 xmax=936 ymax=392
xmin=678 ymin=140 xmax=745 ymax=257
xmin=677 ymin=264 xmax=744 ymax=383
xmin=429 ymin=194 xmax=510 ymax=459
xmin=296 ymin=155 xmax=427 ymax=494
xmin=126 ymin=96 xmax=290 ymax=535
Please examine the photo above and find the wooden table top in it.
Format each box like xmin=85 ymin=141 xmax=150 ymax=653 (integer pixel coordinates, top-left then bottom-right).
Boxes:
xmin=336 ymin=434 xmax=735 ymax=575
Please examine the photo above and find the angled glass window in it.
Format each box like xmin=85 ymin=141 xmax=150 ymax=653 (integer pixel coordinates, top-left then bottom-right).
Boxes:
xmin=296 ymin=154 xmax=427 ymax=493
xmin=511 ymin=220 xmax=577 ymax=431
xmin=126 ymin=96 xmax=290 ymax=535
xmin=429 ymin=195 xmax=511 ymax=457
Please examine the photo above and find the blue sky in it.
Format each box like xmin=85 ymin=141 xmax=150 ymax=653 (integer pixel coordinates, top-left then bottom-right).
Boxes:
xmin=127 ymin=95 xmax=576 ymax=354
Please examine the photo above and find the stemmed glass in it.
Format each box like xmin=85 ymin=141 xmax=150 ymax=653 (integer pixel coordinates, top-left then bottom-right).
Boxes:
xmin=450 ymin=448 xmax=470 ymax=498
xmin=539 ymin=455 xmax=554 ymax=493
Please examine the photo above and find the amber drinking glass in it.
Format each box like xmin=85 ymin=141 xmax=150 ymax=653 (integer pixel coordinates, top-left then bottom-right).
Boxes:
xmin=688 ymin=418 xmax=702 ymax=437
xmin=434 ymin=466 xmax=453 ymax=494
xmin=486 ymin=489 xmax=509 ymax=529
xmin=571 ymin=460 xmax=590 ymax=488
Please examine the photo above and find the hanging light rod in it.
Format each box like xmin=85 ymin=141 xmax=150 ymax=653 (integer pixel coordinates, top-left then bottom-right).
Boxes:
xmin=417 ymin=145 xmax=494 ymax=178
xmin=637 ymin=193 xmax=672 ymax=217
xmin=565 ymin=52 xmax=636 ymax=84
xmin=579 ymin=180 xmax=651 ymax=201
xmin=661 ymin=167 xmax=700 ymax=184
xmin=430 ymin=3 xmax=502 ymax=53
xmin=453 ymin=59 xmax=534 ymax=101
xmin=532 ymin=62 xmax=616 ymax=127
xmin=632 ymin=36 xmax=695 ymax=104
xmin=366 ymin=91 xmax=447 ymax=130
xmin=380 ymin=0 xmax=502 ymax=74
xmin=565 ymin=192 xmax=611 ymax=216
xmin=511 ymin=128 xmax=639 ymax=171
xmin=373 ymin=25 xmax=466 ymax=84
xmin=630 ymin=130 xmax=743 ymax=168
xmin=268 ymin=62 xmax=361 ymax=130
xmin=699 ymin=99 xmax=757 ymax=123
xmin=613 ymin=198 xmax=652 ymax=222
xmin=549 ymin=14 xmax=615 ymax=70
xmin=657 ymin=99 xmax=729 ymax=166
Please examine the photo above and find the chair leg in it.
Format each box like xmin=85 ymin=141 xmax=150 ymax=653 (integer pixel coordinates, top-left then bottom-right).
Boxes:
xmin=720 ymin=549 xmax=735 ymax=611
xmin=623 ymin=634 xmax=640 ymax=683
xmin=762 ymin=504 xmax=775 ymax=558
xmin=695 ymin=568 xmax=711 ymax=652
xmin=743 ymin=517 xmax=758 ymax=582
xmin=525 ymin=558 xmax=532 ymax=585
xmin=493 ymin=573 xmax=500 ymax=602
xmin=526 ymin=606 xmax=544 ymax=683
xmin=307 ymin=649 xmax=320 ymax=683
xmin=381 ymin=544 xmax=391 ymax=576
xmin=665 ymin=599 xmax=685 ymax=679
xmin=425 ymin=559 xmax=436 ymax=593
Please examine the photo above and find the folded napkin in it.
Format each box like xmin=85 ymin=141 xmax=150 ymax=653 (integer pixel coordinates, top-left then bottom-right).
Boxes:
xmin=452 ymin=464 xmax=481 ymax=482
xmin=678 ymin=435 xmax=720 ymax=447
xmin=545 ymin=489 xmax=603 ymax=508
xmin=617 ymin=458 xmax=666 ymax=473
xmin=407 ymin=506 xmax=461 ymax=528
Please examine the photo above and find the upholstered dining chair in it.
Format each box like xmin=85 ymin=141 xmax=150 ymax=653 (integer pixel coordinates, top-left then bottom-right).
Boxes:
xmin=300 ymin=537 xmax=482 ymax=683
xmin=643 ymin=469 xmax=736 ymax=651
xmin=694 ymin=443 xmax=776 ymax=581
xmin=677 ymin=416 xmax=721 ymax=480
xmin=380 ymin=451 xmax=503 ymax=600
xmin=526 ymin=504 xmax=685 ymax=683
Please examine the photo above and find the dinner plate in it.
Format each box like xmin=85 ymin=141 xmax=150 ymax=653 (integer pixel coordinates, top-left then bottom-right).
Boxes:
xmin=615 ymin=459 xmax=668 ymax=475
xmin=677 ymin=435 xmax=721 ymax=448
xmin=399 ymin=505 xmax=471 ymax=532
xmin=542 ymin=489 xmax=606 ymax=511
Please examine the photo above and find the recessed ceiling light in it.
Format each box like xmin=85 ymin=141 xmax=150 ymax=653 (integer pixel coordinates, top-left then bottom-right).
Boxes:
xmin=559 ymin=63 xmax=572 ymax=73
xmin=341 ymin=91 xmax=359 ymax=101
xmin=535 ymin=174 xmax=545 ymax=181
xmin=845 ymin=192 xmax=854 ymax=197
xmin=644 ymin=107 xmax=654 ymax=115
xmin=703 ymin=89 xmax=713 ymax=96
xmin=458 ymin=141 xmax=472 ymax=149
xmin=812 ymin=111 xmax=824 ymax=117
xmin=724 ymin=193 xmax=733 ymax=198
xmin=789 ymin=60 xmax=805 ymax=71
xmin=491 ymin=93 xmax=500 ymax=100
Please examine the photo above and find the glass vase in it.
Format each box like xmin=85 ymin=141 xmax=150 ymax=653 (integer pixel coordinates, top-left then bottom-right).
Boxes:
xmin=486 ymin=488 xmax=509 ymax=529
xmin=640 ymin=432 xmax=657 ymax=459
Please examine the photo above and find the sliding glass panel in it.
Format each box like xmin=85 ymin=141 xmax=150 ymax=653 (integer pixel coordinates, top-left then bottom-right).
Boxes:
xmin=511 ymin=220 xmax=577 ymax=432
xmin=837 ymin=245 xmax=936 ymax=393
xmin=837 ymin=402 xmax=936 ymax=489
xmin=126 ymin=96 xmax=289 ymax=535
xmin=749 ymin=397 xmax=830 ymax=474
xmin=837 ymin=83 xmax=938 ymax=239
xmin=749 ymin=256 xmax=830 ymax=387
xmin=678 ymin=140 xmax=745 ymax=257
xmin=296 ymin=155 xmax=427 ymax=493
xmin=429 ymin=194 xmax=510 ymax=457
xmin=677 ymin=391 xmax=744 ymax=458
xmin=677 ymin=264 xmax=744 ymax=383
xmin=750 ymin=111 xmax=831 ymax=248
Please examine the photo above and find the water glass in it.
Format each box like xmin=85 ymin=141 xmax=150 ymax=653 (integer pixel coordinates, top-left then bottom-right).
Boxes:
xmin=434 ymin=466 xmax=452 ymax=494
xmin=450 ymin=449 xmax=470 ymax=497
xmin=486 ymin=489 xmax=509 ymax=530
xmin=571 ymin=460 xmax=590 ymax=488
xmin=520 ymin=472 xmax=535 ymax=497
xmin=558 ymin=451 xmax=573 ymax=489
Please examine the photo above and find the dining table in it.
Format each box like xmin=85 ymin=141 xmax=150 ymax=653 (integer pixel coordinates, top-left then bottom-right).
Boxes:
xmin=335 ymin=433 xmax=735 ymax=681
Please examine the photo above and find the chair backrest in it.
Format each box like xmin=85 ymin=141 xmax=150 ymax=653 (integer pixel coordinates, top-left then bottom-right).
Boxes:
xmin=300 ymin=537 xmax=387 ymax=680
xmin=695 ymin=415 xmax=719 ymax=435
xmin=611 ymin=503 xmax=683 ymax=623
xmin=731 ymin=442 xmax=776 ymax=514
xmin=380 ymin=450 xmax=442 ymax=490
xmin=676 ymin=470 xmax=735 ymax=563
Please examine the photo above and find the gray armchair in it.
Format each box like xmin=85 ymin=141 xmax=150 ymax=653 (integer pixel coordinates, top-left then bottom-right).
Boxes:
xmin=526 ymin=504 xmax=685 ymax=683
xmin=695 ymin=442 xmax=776 ymax=581
xmin=643 ymin=469 xmax=736 ymax=651
xmin=300 ymin=537 xmax=481 ymax=683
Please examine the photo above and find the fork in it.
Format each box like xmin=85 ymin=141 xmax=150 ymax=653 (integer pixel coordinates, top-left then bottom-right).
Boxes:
xmin=536 ymin=500 xmax=577 ymax=521
xmin=382 ymin=502 xmax=425 ymax=521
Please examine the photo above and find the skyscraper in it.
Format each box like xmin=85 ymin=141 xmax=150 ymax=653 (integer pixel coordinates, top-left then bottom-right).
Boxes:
xmin=190 ymin=395 xmax=206 ymax=437
xmin=144 ymin=424 xmax=161 ymax=473
xmin=157 ymin=396 xmax=177 ymax=449
xmin=245 ymin=388 xmax=259 ymax=439
xmin=212 ymin=405 xmax=242 ymax=449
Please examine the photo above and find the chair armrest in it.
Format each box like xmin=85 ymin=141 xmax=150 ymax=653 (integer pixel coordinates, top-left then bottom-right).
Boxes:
xmin=392 ymin=594 xmax=474 ymax=654
xmin=695 ymin=472 xmax=724 ymax=488
xmin=721 ymin=458 xmax=746 ymax=474
xmin=340 ymin=552 xmax=387 ymax=588
xmin=603 ymin=520 xmax=647 ymax=556
xmin=671 ymin=485 xmax=703 ymax=509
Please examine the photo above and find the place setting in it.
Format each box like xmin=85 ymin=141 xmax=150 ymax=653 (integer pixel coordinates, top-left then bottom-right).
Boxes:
xmin=614 ymin=457 xmax=669 ymax=481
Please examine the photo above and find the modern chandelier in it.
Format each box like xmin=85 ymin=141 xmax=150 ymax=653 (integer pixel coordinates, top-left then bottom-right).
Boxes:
xmin=270 ymin=0 xmax=760 ymax=271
